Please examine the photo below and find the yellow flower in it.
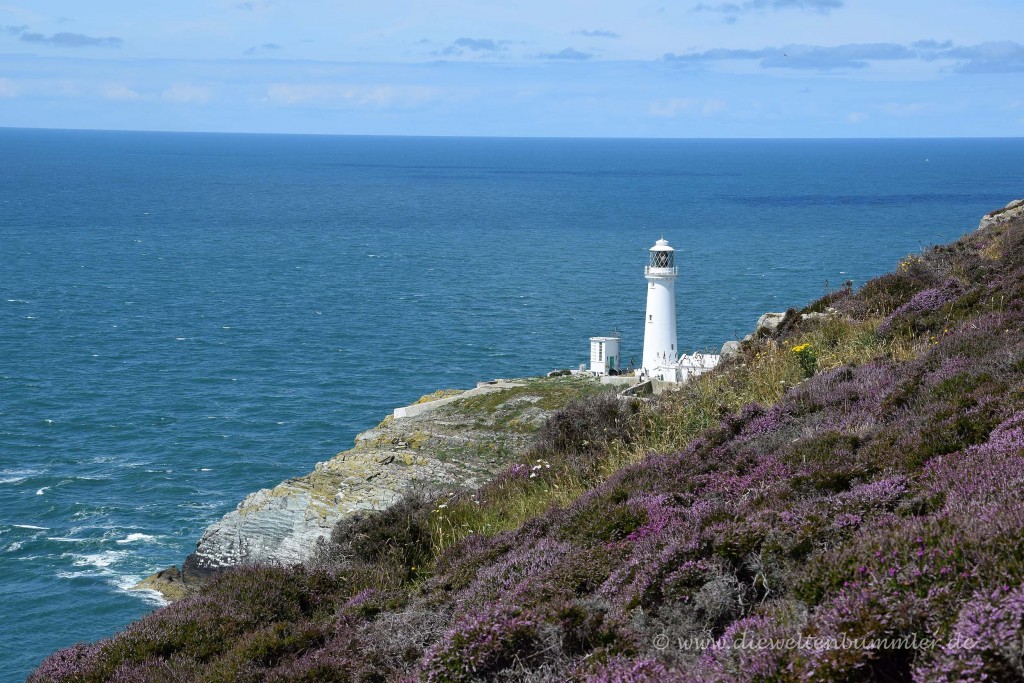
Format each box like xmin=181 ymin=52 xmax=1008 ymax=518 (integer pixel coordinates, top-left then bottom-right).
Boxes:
xmin=791 ymin=343 xmax=811 ymax=353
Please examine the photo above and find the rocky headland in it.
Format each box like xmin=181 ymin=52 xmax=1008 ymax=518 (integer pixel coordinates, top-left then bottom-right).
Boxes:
xmin=135 ymin=375 xmax=608 ymax=599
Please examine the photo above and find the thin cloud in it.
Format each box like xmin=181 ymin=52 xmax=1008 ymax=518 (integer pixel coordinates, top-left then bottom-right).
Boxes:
xmin=575 ymin=29 xmax=620 ymax=38
xmin=665 ymin=44 xmax=906 ymax=70
xmin=944 ymin=41 xmax=1024 ymax=73
xmin=433 ymin=37 xmax=508 ymax=57
xmin=244 ymin=42 xmax=283 ymax=55
xmin=694 ymin=0 xmax=842 ymax=14
xmin=540 ymin=47 xmax=592 ymax=60
xmin=663 ymin=41 xmax=1024 ymax=71
xmin=161 ymin=83 xmax=212 ymax=104
xmin=264 ymin=83 xmax=442 ymax=109
xmin=649 ymin=97 xmax=726 ymax=117
xmin=102 ymin=84 xmax=141 ymax=101
xmin=0 ymin=77 xmax=18 ymax=98
xmin=453 ymin=37 xmax=501 ymax=51
xmin=18 ymin=30 xmax=123 ymax=48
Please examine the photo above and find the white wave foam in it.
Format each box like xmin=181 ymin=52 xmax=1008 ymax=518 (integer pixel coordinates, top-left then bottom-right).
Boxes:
xmin=0 ymin=476 xmax=26 ymax=485
xmin=36 ymin=486 xmax=50 ymax=496
xmin=72 ymin=550 xmax=128 ymax=570
xmin=13 ymin=524 xmax=50 ymax=530
xmin=6 ymin=299 xmax=28 ymax=303
xmin=57 ymin=570 xmax=105 ymax=579
xmin=5 ymin=541 xmax=23 ymax=552
xmin=116 ymin=533 xmax=156 ymax=545
xmin=112 ymin=575 xmax=169 ymax=607
xmin=48 ymin=536 xmax=90 ymax=543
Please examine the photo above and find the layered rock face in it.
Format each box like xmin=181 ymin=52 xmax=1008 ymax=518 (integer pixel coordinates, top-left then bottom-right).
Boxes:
xmin=979 ymin=198 xmax=1024 ymax=230
xmin=137 ymin=376 xmax=604 ymax=598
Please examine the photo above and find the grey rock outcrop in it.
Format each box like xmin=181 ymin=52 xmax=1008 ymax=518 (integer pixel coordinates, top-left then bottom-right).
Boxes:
xmin=720 ymin=340 xmax=741 ymax=358
xmin=979 ymin=199 xmax=1024 ymax=230
xmin=755 ymin=312 xmax=787 ymax=334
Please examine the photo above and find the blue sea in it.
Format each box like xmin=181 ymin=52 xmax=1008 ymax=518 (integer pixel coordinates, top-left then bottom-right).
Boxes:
xmin=1 ymin=129 xmax=1021 ymax=680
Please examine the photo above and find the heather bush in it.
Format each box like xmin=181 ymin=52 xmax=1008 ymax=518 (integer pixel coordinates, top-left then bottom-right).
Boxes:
xmin=29 ymin=643 xmax=102 ymax=683
xmin=694 ymin=609 xmax=803 ymax=682
xmin=323 ymin=490 xmax=435 ymax=584
xmin=801 ymin=284 xmax=851 ymax=314
xmin=877 ymin=278 xmax=964 ymax=337
xmin=261 ymin=629 xmax=366 ymax=683
xmin=355 ymin=607 xmax=450 ymax=675
xmin=531 ymin=393 xmax=642 ymax=479
xmin=558 ymin=491 xmax=648 ymax=544
xmin=420 ymin=604 xmax=548 ymax=682
xmin=841 ymin=271 xmax=928 ymax=317
xmin=916 ymin=585 xmax=1024 ymax=682
xmin=210 ymin=620 xmax=331 ymax=680
xmin=579 ymin=656 xmax=673 ymax=683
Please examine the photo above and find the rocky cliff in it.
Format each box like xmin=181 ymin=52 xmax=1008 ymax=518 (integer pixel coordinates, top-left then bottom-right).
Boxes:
xmin=136 ymin=375 xmax=607 ymax=599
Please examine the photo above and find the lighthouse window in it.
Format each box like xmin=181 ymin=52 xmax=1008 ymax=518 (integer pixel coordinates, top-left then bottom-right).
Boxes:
xmin=650 ymin=251 xmax=674 ymax=268
xmin=648 ymin=314 xmax=653 ymax=322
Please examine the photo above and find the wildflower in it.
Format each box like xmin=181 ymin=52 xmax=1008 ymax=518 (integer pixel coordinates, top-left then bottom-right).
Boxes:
xmin=791 ymin=342 xmax=817 ymax=377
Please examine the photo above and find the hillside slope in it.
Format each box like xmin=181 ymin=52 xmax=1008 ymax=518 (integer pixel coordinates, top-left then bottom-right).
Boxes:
xmin=33 ymin=201 xmax=1024 ymax=682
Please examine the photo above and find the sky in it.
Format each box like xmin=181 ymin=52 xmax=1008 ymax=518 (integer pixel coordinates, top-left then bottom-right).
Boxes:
xmin=0 ymin=1 xmax=1022 ymax=137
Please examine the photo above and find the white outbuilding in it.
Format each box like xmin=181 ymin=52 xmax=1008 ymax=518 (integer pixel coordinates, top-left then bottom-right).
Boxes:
xmin=589 ymin=336 xmax=621 ymax=376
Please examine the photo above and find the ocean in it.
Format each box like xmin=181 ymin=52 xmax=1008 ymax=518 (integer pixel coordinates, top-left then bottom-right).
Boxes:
xmin=1 ymin=129 xmax=1021 ymax=680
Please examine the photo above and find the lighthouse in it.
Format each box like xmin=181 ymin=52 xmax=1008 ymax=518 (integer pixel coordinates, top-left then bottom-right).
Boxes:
xmin=641 ymin=238 xmax=679 ymax=379
xmin=579 ymin=234 xmax=720 ymax=387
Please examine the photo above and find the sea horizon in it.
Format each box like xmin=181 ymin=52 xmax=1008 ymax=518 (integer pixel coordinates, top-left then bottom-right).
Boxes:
xmin=3 ymin=125 xmax=1022 ymax=141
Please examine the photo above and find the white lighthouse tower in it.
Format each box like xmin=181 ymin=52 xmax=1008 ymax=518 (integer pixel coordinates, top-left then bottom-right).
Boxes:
xmin=641 ymin=238 xmax=679 ymax=380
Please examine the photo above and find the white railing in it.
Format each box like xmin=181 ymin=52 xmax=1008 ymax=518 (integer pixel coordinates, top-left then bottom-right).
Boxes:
xmin=644 ymin=265 xmax=678 ymax=276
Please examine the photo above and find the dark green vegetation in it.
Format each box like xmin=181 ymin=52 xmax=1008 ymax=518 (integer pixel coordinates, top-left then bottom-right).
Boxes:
xmin=33 ymin=209 xmax=1024 ymax=682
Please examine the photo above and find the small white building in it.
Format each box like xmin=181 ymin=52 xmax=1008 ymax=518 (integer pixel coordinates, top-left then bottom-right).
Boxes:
xmin=589 ymin=336 xmax=621 ymax=376
xmin=675 ymin=352 xmax=721 ymax=383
